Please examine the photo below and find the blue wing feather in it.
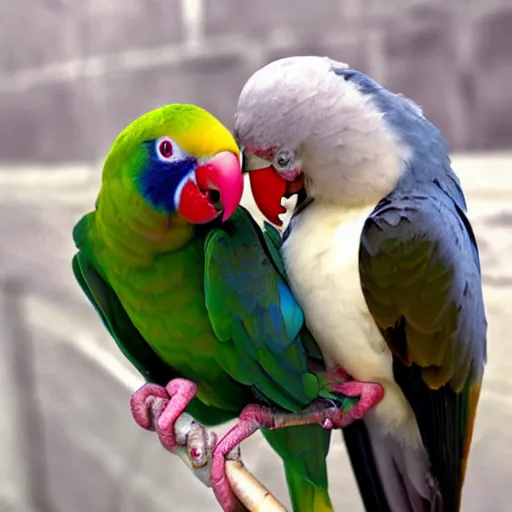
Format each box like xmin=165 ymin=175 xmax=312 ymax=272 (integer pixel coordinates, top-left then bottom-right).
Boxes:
xmin=204 ymin=206 xmax=320 ymax=412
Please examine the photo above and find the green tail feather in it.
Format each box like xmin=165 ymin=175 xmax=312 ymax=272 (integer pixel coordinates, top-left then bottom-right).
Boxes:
xmin=284 ymin=465 xmax=333 ymax=512
xmin=262 ymin=425 xmax=334 ymax=512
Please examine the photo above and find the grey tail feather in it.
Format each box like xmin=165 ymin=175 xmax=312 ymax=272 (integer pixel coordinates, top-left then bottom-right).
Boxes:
xmin=342 ymin=417 xmax=442 ymax=512
xmin=342 ymin=421 xmax=391 ymax=512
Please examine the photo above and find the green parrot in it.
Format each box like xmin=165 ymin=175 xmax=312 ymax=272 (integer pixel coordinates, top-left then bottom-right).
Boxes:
xmin=71 ymin=104 xmax=383 ymax=511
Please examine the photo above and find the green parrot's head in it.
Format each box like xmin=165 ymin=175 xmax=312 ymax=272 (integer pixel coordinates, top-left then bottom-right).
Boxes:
xmin=102 ymin=104 xmax=244 ymax=225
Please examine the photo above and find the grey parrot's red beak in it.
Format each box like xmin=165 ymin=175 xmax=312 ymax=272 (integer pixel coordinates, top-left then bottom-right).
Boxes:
xmin=249 ymin=166 xmax=304 ymax=226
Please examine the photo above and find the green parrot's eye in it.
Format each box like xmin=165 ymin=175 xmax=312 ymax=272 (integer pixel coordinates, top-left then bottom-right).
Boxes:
xmin=155 ymin=136 xmax=187 ymax=163
xmin=159 ymin=138 xmax=174 ymax=158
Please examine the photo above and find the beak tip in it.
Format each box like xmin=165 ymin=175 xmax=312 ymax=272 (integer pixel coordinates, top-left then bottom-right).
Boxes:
xmin=221 ymin=203 xmax=238 ymax=222
xmin=196 ymin=151 xmax=244 ymax=223
xmin=270 ymin=209 xmax=285 ymax=227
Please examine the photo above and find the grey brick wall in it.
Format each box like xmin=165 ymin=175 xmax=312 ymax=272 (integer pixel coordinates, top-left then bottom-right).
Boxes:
xmin=1 ymin=0 xmax=511 ymax=165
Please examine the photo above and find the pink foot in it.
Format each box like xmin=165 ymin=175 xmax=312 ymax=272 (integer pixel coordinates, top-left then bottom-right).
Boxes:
xmin=209 ymin=400 xmax=361 ymax=511
xmin=331 ymin=380 xmax=384 ymax=420
xmin=210 ymin=405 xmax=273 ymax=512
xmin=129 ymin=378 xmax=198 ymax=454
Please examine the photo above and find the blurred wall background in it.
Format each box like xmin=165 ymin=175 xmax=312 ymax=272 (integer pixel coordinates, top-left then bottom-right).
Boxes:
xmin=1 ymin=1 xmax=511 ymax=511
xmin=2 ymin=0 xmax=512 ymax=163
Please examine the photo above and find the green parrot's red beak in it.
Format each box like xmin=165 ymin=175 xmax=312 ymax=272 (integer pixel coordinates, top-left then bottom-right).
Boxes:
xmin=249 ymin=166 xmax=304 ymax=226
xmin=178 ymin=151 xmax=243 ymax=224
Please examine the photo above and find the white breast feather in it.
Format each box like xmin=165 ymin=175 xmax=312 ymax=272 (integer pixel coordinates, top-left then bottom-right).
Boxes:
xmin=282 ymin=202 xmax=422 ymax=449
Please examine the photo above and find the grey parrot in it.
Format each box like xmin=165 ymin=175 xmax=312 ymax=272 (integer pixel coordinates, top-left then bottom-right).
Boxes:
xmin=234 ymin=56 xmax=487 ymax=512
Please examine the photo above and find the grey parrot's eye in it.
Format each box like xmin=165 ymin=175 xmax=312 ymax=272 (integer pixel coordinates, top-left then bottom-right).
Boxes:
xmin=274 ymin=149 xmax=295 ymax=169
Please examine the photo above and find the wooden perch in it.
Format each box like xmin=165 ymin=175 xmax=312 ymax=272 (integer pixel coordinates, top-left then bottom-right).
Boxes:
xmin=225 ymin=459 xmax=287 ymax=512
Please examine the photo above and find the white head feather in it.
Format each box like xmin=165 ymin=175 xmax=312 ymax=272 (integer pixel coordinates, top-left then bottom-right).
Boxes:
xmin=235 ymin=56 xmax=410 ymax=207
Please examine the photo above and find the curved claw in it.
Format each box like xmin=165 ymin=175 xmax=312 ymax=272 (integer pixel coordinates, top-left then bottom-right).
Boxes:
xmin=131 ymin=382 xmax=285 ymax=510
xmin=130 ymin=382 xmax=169 ymax=430
xmin=129 ymin=380 xmax=224 ymax=489
xmin=332 ymin=380 xmax=384 ymax=420
xmin=129 ymin=378 xmax=198 ymax=452
xmin=172 ymin=412 xmax=219 ymax=488
xmin=210 ymin=405 xmax=284 ymax=512
xmin=130 ymin=383 xmax=220 ymax=489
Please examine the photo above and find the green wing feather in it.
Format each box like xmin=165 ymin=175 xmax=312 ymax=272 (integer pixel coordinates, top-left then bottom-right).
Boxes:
xmin=204 ymin=206 xmax=334 ymax=512
xmin=204 ymin=207 xmax=320 ymax=412
xmin=72 ymin=214 xmax=235 ymax=426
xmin=72 ymin=214 xmax=172 ymax=384
xmin=262 ymin=221 xmax=326 ymax=365
xmin=72 ymin=251 xmax=173 ymax=385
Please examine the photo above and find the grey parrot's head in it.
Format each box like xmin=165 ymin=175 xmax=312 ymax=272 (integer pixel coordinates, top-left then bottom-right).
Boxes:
xmin=235 ymin=56 xmax=421 ymax=225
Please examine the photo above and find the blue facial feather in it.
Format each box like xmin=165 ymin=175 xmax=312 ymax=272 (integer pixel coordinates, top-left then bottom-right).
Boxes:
xmin=138 ymin=141 xmax=197 ymax=212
